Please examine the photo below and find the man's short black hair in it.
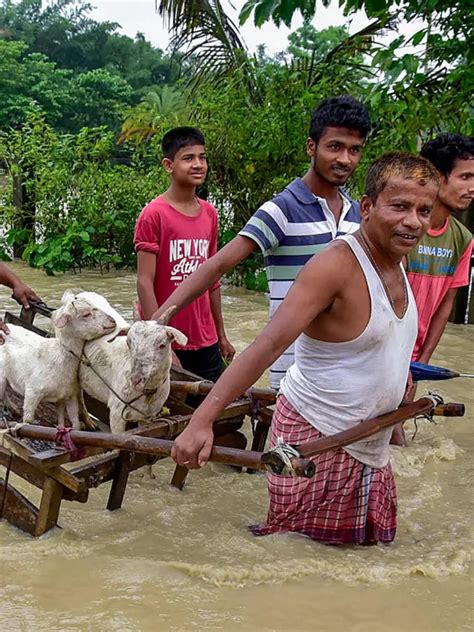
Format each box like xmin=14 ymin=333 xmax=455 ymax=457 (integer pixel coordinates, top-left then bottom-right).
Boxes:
xmin=365 ymin=152 xmax=439 ymax=202
xmin=420 ymin=133 xmax=474 ymax=176
xmin=309 ymin=96 xmax=371 ymax=144
xmin=161 ymin=126 xmax=205 ymax=160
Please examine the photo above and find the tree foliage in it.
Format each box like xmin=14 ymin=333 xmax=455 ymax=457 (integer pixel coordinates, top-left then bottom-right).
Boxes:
xmin=120 ymin=85 xmax=187 ymax=143
xmin=0 ymin=0 xmax=471 ymax=285
xmin=0 ymin=111 xmax=166 ymax=273
xmin=0 ymin=0 xmax=181 ymax=104
xmin=287 ymin=22 xmax=348 ymax=60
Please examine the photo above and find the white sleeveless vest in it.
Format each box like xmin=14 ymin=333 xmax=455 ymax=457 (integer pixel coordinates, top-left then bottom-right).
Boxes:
xmin=280 ymin=233 xmax=418 ymax=468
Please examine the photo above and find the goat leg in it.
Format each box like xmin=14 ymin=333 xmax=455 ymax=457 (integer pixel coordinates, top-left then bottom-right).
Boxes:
xmin=65 ymin=397 xmax=82 ymax=430
xmin=57 ymin=400 xmax=65 ymax=426
xmin=22 ymin=389 xmax=42 ymax=424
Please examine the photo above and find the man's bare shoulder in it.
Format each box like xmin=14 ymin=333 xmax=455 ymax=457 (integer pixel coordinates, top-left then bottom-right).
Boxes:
xmin=309 ymin=237 xmax=358 ymax=275
xmin=295 ymin=237 xmax=358 ymax=300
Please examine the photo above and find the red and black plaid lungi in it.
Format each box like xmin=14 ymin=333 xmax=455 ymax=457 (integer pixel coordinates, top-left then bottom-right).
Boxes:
xmin=251 ymin=395 xmax=397 ymax=545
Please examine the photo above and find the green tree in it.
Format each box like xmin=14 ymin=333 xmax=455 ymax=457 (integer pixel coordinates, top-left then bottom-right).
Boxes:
xmin=0 ymin=40 xmax=73 ymax=128
xmin=288 ymin=23 xmax=347 ymax=60
xmin=0 ymin=0 xmax=181 ymax=93
xmin=67 ymin=68 xmax=134 ymax=132
xmin=121 ymin=85 xmax=187 ymax=142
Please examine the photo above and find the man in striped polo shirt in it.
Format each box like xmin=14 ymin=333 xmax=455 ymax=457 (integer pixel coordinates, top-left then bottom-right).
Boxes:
xmin=153 ymin=96 xmax=371 ymax=387
xmin=240 ymin=167 xmax=361 ymax=386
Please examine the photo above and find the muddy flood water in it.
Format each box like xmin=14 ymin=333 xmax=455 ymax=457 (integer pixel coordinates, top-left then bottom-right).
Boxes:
xmin=0 ymin=261 xmax=472 ymax=632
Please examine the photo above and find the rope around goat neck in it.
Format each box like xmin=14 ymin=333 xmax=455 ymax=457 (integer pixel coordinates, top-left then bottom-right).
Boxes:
xmin=66 ymin=347 xmax=168 ymax=426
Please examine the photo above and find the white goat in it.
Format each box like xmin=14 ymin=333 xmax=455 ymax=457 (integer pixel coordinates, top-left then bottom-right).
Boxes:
xmin=76 ymin=292 xmax=187 ymax=434
xmin=0 ymin=291 xmax=116 ymax=428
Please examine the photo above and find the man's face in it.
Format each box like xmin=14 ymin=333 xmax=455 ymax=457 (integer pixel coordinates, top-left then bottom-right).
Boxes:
xmin=307 ymin=126 xmax=365 ymax=186
xmin=162 ymin=144 xmax=208 ymax=186
xmin=361 ymin=176 xmax=438 ymax=259
xmin=438 ymin=158 xmax=474 ymax=212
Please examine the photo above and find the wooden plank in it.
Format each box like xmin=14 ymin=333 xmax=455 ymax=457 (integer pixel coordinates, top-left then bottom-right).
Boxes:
xmin=4 ymin=312 xmax=50 ymax=337
xmin=28 ymin=446 xmax=104 ymax=469
xmin=29 ymin=302 xmax=54 ymax=318
xmin=69 ymin=452 xmax=154 ymax=489
xmin=0 ymin=445 xmax=87 ymax=503
xmin=19 ymin=306 xmax=35 ymax=326
xmin=0 ymin=445 xmax=46 ymax=491
xmin=28 ymin=448 xmax=73 ymax=468
xmin=0 ymin=476 xmax=39 ymax=536
xmin=106 ymin=451 xmax=134 ymax=511
xmin=3 ymin=435 xmax=86 ymax=495
xmin=34 ymin=478 xmax=63 ymax=536
xmin=69 ymin=452 xmax=119 ymax=487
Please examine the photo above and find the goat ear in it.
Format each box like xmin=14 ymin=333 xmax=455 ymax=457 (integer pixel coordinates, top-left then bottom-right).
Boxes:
xmin=52 ymin=310 xmax=71 ymax=329
xmin=156 ymin=305 xmax=176 ymax=326
xmin=61 ymin=290 xmax=76 ymax=305
xmin=106 ymin=327 xmax=129 ymax=343
xmin=165 ymin=326 xmax=187 ymax=347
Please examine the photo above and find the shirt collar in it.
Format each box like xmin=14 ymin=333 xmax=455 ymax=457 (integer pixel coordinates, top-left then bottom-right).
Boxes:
xmin=286 ymin=178 xmax=317 ymax=205
xmin=286 ymin=177 xmax=353 ymax=212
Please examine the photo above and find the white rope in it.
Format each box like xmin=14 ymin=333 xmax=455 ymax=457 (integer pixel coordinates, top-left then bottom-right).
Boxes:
xmin=264 ymin=437 xmax=302 ymax=476
xmin=0 ymin=422 xmax=28 ymax=447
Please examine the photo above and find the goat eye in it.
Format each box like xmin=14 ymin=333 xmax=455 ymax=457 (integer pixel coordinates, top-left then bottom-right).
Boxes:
xmin=158 ymin=343 xmax=166 ymax=349
xmin=82 ymin=312 xmax=92 ymax=318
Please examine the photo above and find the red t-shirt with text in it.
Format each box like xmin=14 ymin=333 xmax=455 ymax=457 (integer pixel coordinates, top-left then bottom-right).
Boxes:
xmin=134 ymin=196 xmax=220 ymax=350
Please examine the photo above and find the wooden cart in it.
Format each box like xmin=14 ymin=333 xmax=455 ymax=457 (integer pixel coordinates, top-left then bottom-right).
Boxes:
xmin=0 ymin=302 xmax=272 ymax=536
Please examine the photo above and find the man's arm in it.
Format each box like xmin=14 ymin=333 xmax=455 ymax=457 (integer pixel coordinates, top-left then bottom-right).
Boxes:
xmin=136 ymin=251 xmax=159 ymax=320
xmin=417 ymin=287 xmax=457 ymax=364
xmin=209 ymin=286 xmax=235 ymax=362
xmin=171 ymin=243 xmax=348 ymax=468
xmin=152 ymin=236 xmax=257 ymax=322
xmin=0 ymin=263 xmax=40 ymax=309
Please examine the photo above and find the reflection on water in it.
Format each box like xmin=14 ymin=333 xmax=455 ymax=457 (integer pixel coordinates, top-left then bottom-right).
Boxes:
xmin=0 ymin=261 xmax=472 ymax=632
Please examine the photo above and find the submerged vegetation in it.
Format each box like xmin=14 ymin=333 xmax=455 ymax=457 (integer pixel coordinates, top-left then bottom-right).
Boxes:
xmin=0 ymin=0 xmax=471 ymax=283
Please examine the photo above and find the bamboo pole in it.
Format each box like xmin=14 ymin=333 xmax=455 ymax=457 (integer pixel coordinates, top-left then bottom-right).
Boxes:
xmin=295 ymin=398 xmax=464 ymax=458
xmin=7 ymin=399 xmax=464 ymax=478
xmin=169 ymin=382 xmax=466 ymax=416
xmin=170 ymin=380 xmax=277 ymax=402
xmin=12 ymin=425 xmax=314 ymax=478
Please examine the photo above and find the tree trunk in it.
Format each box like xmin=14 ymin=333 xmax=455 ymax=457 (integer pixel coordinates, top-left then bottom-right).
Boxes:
xmin=12 ymin=169 xmax=36 ymax=258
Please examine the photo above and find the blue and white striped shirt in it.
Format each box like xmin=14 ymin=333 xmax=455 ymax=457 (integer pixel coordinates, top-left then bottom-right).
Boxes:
xmin=239 ymin=177 xmax=360 ymax=388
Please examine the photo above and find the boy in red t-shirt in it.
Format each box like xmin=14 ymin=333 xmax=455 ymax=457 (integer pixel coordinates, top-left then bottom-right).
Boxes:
xmin=134 ymin=126 xmax=234 ymax=381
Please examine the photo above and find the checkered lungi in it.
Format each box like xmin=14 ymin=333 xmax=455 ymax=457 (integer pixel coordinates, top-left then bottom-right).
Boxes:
xmin=251 ymin=395 xmax=397 ymax=544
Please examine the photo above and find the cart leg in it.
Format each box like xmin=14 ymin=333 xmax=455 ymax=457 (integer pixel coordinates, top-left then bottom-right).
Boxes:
xmin=35 ymin=478 xmax=63 ymax=536
xmin=170 ymin=431 xmax=248 ymax=490
xmin=170 ymin=465 xmax=188 ymax=490
xmin=107 ymin=451 xmax=133 ymax=511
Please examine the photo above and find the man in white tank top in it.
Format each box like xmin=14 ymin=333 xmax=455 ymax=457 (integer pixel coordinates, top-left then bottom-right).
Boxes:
xmin=172 ymin=153 xmax=439 ymax=545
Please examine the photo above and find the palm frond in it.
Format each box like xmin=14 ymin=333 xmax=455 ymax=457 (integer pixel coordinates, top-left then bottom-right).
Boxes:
xmin=157 ymin=0 xmax=258 ymax=95
xmin=300 ymin=18 xmax=395 ymax=87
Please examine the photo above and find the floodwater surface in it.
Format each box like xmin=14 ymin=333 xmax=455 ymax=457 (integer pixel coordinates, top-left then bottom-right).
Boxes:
xmin=0 ymin=262 xmax=472 ymax=632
